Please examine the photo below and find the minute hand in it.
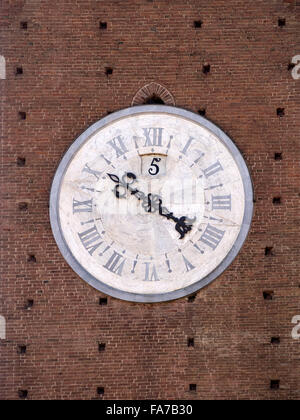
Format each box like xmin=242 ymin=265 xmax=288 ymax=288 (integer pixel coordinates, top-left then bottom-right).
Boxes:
xmin=107 ymin=172 xmax=196 ymax=239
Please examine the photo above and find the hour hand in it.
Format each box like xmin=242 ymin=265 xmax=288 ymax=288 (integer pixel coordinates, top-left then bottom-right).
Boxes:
xmin=175 ymin=216 xmax=195 ymax=239
xmin=158 ymin=202 xmax=196 ymax=239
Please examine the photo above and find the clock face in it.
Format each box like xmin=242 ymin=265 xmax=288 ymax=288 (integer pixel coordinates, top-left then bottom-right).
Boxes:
xmin=50 ymin=105 xmax=253 ymax=302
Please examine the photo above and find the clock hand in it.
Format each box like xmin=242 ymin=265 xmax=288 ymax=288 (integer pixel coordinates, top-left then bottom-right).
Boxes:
xmin=156 ymin=199 xmax=195 ymax=239
xmin=107 ymin=172 xmax=196 ymax=239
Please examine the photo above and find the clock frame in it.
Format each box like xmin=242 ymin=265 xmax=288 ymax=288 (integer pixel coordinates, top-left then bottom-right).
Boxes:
xmin=50 ymin=105 xmax=253 ymax=302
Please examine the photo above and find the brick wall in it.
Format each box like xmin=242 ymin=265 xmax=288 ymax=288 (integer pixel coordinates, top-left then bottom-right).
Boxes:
xmin=0 ymin=0 xmax=300 ymax=400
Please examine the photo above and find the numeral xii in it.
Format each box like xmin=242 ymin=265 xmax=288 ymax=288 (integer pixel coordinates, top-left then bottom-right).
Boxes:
xmin=143 ymin=128 xmax=163 ymax=147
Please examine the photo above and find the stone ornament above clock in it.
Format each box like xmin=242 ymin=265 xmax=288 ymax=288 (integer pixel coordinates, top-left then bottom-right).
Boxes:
xmin=50 ymin=105 xmax=253 ymax=302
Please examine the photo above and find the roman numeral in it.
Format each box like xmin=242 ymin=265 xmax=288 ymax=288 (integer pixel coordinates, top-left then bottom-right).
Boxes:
xmin=143 ymin=128 xmax=163 ymax=147
xmin=143 ymin=262 xmax=159 ymax=281
xmin=199 ymin=224 xmax=225 ymax=250
xmin=107 ymin=135 xmax=128 ymax=158
xmin=82 ymin=163 xmax=102 ymax=180
xmin=212 ymin=194 xmax=231 ymax=210
xmin=180 ymin=136 xmax=194 ymax=155
xmin=78 ymin=225 xmax=103 ymax=255
xmin=203 ymin=161 xmax=223 ymax=178
xmin=73 ymin=198 xmax=93 ymax=213
xmin=103 ymin=251 xmax=125 ymax=276
xmin=182 ymin=255 xmax=195 ymax=272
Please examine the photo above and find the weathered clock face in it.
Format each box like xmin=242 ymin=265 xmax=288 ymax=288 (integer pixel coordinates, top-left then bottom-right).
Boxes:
xmin=50 ymin=105 xmax=253 ymax=302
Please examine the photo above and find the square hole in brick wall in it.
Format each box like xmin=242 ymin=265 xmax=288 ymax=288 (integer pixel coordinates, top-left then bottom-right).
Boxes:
xmin=99 ymin=21 xmax=107 ymax=30
xmin=97 ymin=387 xmax=104 ymax=395
xmin=194 ymin=20 xmax=202 ymax=28
xmin=19 ymin=111 xmax=26 ymax=120
xmin=98 ymin=343 xmax=106 ymax=352
xmin=18 ymin=390 xmax=28 ymax=399
xmin=277 ymin=108 xmax=285 ymax=117
xmin=27 ymin=254 xmax=36 ymax=263
xmin=105 ymin=67 xmax=113 ymax=76
xmin=270 ymin=380 xmax=280 ymax=390
xmin=25 ymin=299 xmax=34 ymax=309
xmin=18 ymin=202 xmax=28 ymax=211
xmin=202 ymin=64 xmax=211 ymax=74
xmin=99 ymin=297 xmax=107 ymax=305
xmin=16 ymin=67 xmax=23 ymax=75
xmin=271 ymin=337 xmax=280 ymax=345
xmin=273 ymin=197 xmax=281 ymax=205
xmin=198 ymin=108 xmax=206 ymax=116
xmin=288 ymin=62 xmax=295 ymax=71
xmin=20 ymin=22 xmax=28 ymax=30
xmin=189 ymin=384 xmax=197 ymax=391
xmin=18 ymin=345 xmax=27 ymax=354
xmin=187 ymin=338 xmax=194 ymax=347
xmin=263 ymin=291 xmax=274 ymax=300
xmin=187 ymin=294 xmax=197 ymax=302
xmin=17 ymin=157 xmax=26 ymax=166
xmin=274 ymin=152 xmax=282 ymax=161
xmin=265 ymin=247 xmax=273 ymax=256
xmin=278 ymin=18 xmax=286 ymax=27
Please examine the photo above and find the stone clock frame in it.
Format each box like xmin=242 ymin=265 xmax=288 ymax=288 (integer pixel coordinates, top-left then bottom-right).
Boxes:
xmin=50 ymin=105 xmax=253 ymax=303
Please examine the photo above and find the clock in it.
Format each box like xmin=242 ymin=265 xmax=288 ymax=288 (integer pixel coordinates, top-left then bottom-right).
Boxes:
xmin=50 ymin=105 xmax=253 ymax=302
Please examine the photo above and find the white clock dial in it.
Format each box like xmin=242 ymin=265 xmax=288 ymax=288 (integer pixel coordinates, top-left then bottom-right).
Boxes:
xmin=50 ymin=106 xmax=253 ymax=302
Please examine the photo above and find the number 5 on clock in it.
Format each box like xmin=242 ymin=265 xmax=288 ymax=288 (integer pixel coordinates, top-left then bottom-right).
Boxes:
xmin=141 ymin=154 xmax=166 ymax=177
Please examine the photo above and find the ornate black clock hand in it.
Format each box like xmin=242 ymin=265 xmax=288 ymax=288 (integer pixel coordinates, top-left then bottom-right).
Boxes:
xmin=107 ymin=172 xmax=195 ymax=239
xmin=158 ymin=201 xmax=195 ymax=239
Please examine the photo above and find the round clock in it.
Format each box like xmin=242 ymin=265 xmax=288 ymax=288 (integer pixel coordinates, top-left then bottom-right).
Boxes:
xmin=50 ymin=105 xmax=253 ymax=302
